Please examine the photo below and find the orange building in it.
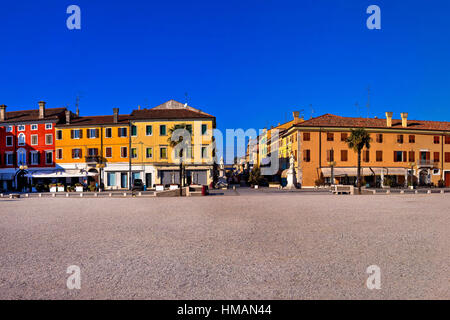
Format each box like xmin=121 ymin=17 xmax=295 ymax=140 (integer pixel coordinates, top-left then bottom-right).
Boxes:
xmin=254 ymin=112 xmax=450 ymax=188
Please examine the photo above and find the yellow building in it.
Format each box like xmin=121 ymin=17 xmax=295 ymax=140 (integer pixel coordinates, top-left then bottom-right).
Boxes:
xmin=55 ymin=100 xmax=216 ymax=190
xmin=255 ymin=111 xmax=450 ymax=188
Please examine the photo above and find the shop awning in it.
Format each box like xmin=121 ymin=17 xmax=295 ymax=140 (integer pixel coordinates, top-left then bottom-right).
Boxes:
xmin=0 ymin=173 xmax=14 ymax=180
xmin=321 ymin=167 xmax=407 ymax=177
xmin=26 ymin=170 xmax=98 ymax=178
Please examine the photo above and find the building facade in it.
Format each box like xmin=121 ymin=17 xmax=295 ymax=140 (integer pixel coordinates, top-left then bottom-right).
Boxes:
xmin=0 ymin=102 xmax=66 ymax=191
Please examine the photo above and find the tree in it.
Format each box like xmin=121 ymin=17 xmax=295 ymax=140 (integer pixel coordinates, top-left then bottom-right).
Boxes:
xmin=168 ymin=123 xmax=190 ymax=194
xmin=346 ymin=128 xmax=371 ymax=194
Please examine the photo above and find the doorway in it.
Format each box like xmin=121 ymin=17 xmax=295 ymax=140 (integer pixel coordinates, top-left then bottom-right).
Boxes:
xmin=445 ymin=171 xmax=450 ymax=187
xmin=145 ymin=173 xmax=152 ymax=188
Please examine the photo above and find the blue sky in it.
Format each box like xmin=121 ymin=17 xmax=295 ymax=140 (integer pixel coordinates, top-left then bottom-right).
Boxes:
xmin=1 ymin=0 xmax=450 ymax=158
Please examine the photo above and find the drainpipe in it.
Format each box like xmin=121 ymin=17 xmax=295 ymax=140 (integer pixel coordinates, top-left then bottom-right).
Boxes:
xmin=441 ymin=132 xmax=444 ymax=181
xmin=318 ymin=128 xmax=322 ymax=168
xmin=100 ymin=125 xmax=103 ymax=189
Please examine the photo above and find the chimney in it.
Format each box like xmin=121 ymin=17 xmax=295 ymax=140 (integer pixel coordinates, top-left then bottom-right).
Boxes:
xmin=113 ymin=108 xmax=119 ymax=123
xmin=76 ymin=106 xmax=79 ymax=117
xmin=401 ymin=112 xmax=408 ymax=128
xmin=138 ymin=105 xmax=141 ymax=110
xmin=0 ymin=105 xmax=6 ymax=121
xmin=385 ymin=112 xmax=393 ymax=127
xmin=65 ymin=110 xmax=71 ymax=124
xmin=38 ymin=101 xmax=46 ymax=119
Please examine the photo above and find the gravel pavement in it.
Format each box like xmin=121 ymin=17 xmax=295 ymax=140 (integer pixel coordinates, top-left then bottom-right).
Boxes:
xmin=0 ymin=194 xmax=449 ymax=299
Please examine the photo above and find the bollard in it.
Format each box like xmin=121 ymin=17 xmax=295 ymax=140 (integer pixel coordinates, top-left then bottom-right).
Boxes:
xmin=66 ymin=193 xmax=69 ymax=197
xmin=52 ymin=193 xmax=56 ymax=198
xmin=0 ymin=193 xmax=3 ymax=198
xmin=415 ymin=190 xmax=418 ymax=194
xmin=400 ymin=190 xmax=404 ymax=194
xmin=25 ymin=194 xmax=29 ymax=198
xmin=94 ymin=193 xmax=98 ymax=197
xmin=109 ymin=193 xmax=112 ymax=197
xmin=138 ymin=192 xmax=142 ymax=197
xmin=427 ymin=190 xmax=432 ymax=194
xmin=440 ymin=189 xmax=444 ymax=194
xmin=386 ymin=190 xmax=390 ymax=194
xmin=123 ymin=193 xmax=127 ymax=197
xmin=39 ymin=193 xmax=42 ymax=198
xmin=80 ymin=193 xmax=83 ymax=197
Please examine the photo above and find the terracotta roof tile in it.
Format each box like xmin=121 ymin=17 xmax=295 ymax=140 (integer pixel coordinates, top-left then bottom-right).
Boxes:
xmin=1 ymin=108 xmax=66 ymax=123
xmin=130 ymin=108 xmax=215 ymax=120
xmin=295 ymin=114 xmax=450 ymax=132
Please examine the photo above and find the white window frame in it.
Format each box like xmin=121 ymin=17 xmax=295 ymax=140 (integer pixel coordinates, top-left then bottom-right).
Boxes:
xmin=5 ymin=152 xmax=14 ymax=166
xmin=105 ymin=127 xmax=112 ymax=138
xmin=18 ymin=133 xmax=26 ymax=146
xmin=56 ymin=149 xmax=63 ymax=160
xmin=45 ymin=151 xmax=53 ymax=164
xmin=88 ymin=128 xmax=97 ymax=139
xmin=6 ymin=126 xmax=13 ymax=133
xmin=30 ymin=151 xmax=39 ymax=165
xmin=17 ymin=148 xmax=26 ymax=166
xmin=72 ymin=149 xmax=81 ymax=159
xmin=45 ymin=134 xmax=53 ymax=145
xmin=6 ymin=135 xmax=13 ymax=147
xmin=31 ymin=134 xmax=38 ymax=146
xmin=146 ymin=147 xmax=153 ymax=159
xmin=18 ymin=125 xmax=25 ymax=131
xmin=146 ymin=125 xmax=153 ymax=136
xmin=73 ymin=129 xmax=81 ymax=139
xmin=31 ymin=124 xmax=38 ymax=131
xmin=45 ymin=123 xmax=53 ymax=130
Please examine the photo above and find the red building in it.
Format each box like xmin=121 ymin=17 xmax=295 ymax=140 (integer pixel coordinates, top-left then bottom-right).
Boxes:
xmin=0 ymin=102 xmax=66 ymax=191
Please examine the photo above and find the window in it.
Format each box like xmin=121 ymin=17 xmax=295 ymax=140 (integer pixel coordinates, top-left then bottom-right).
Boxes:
xmin=146 ymin=147 xmax=153 ymax=158
xmin=326 ymin=149 xmax=334 ymax=162
xmin=445 ymin=152 xmax=450 ymax=163
xmin=31 ymin=135 xmax=38 ymax=146
xmin=201 ymin=146 xmax=207 ymax=159
xmin=131 ymin=125 xmax=137 ymax=137
xmin=434 ymin=152 xmax=440 ymax=163
xmin=408 ymin=151 xmax=415 ymax=162
xmin=18 ymin=125 xmax=25 ymax=131
xmin=56 ymin=149 xmax=63 ymax=160
xmin=107 ymin=172 xmax=116 ymax=187
xmin=160 ymin=125 xmax=167 ymax=136
xmin=445 ymin=136 xmax=450 ymax=144
xmin=6 ymin=136 xmax=13 ymax=146
xmin=71 ymin=129 xmax=82 ymax=139
xmin=186 ymin=124 xmax=192 ymax=134
xmin=17 ymin=149 xmax=26 ymax=166
xmin=56 ymin=130 xmax=62 ymax=140
xmin=72 ymin=148 xmax=82 ymax=159
xmin=105 ymin=128 xmax=112 ymax=138
xmin=18 ymin=133 xmax=25 ymax=146
xmin=30 ymin=152 xmax=39 ymax=165
xmin=376 ymin=151 xmax=383 ymax=162
xmin=202 ymin=124 xmax=208 ymax=135
xmin=120 ymin=147 xmax=128 ymax=158
xmin=433 ymin=136 xmax=440 ymax=144
xmin=363 ymin=150 xmax=370 ymax=162
xmin=31 ymin=124 xmax=38 ymax=130
xmin=5 ymin=153 xmax=14 ymax=165
xmin=341 ymin=150 xmax=348 ymax=161
xmin=118 ymin=127 xmax=127 ymax=137
xmin=146 ymin=125 xmax=153 ymax=136
xmin=45 ymin=123 xmax=52 ymax=130
xmin=376 ymin=134 xmax=383 ymax=143
xmin=397 ymin=135 xmax=404 ymax=144
xmin=409 ymin=135 xmax=415 ymax=143
xmin=394 ymin=151 xmax=407 ymax=162
xmin=6 ymin=126 xmax=13 ymax=133
xmin=303 ymin=149 xmax=311 ymax=162
xmin=88 ymin=148 xmax=98 ymax=156
xmin=341 ymin=133 xmax=348 ymax=142
xmin=327 ymin=133 xmax=334 ymax=141
xmin=131 ymin=148 xmax=137 ymax=159
xmin=45 ymin=134 xmax=53 ymax=145
xmin=105 ymin=147 xmax=112 ymax=158
xmin=45 ymin=151 xmax=53 ymax=164
xmin=160 ymin=147 xmax=167 ymax=159
xmin=303 ymin=132 xmax=310 ymax=141
xmin=87 ymin=128 xmax=99 ymax=139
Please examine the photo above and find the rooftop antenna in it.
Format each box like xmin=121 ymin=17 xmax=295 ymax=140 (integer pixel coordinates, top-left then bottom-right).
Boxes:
xmin=75 ymin=95 xmax=81 ymax=116
xmin=355 ymin=102 xmax=360 ymax=117
xmin=299 ymin=108 xmax=305 ymax=119
xmin=366 ymin=86 xmax=371 ymax=118
xmin=184 ymin=92 xmax=189 ymax=108
xmin=310 ymin=104 xmax=314 ymax=119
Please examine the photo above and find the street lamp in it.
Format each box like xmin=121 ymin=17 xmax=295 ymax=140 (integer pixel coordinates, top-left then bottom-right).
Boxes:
xmin=96 ymin=163 xmax=105 ymax=191
xmin=328 ymin=161 xmax=337 ymax=186
xmin=408 ymin=162 xmax=415 ymax=188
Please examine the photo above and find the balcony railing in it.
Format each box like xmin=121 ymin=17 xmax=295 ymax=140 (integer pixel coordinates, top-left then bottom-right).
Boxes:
xmin=418 ymin=160 xmax=438 ymax=166
xmin=85 ymin=156 xmax=101 ymax=163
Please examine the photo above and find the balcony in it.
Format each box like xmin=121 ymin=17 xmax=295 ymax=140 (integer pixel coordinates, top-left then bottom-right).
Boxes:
xmin=417 ymin=160 xmax=438 ymax=168
xmin=85 ymin=156 xmax=101 ymax=164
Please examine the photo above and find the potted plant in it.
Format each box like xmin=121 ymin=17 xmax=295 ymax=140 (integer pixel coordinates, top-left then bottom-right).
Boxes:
xmin=57 ymin=183 xmax=65 ymax=192
xmin=49 ymin=184 xmax=58 ymax=193
xmin=75 ymin=183 xmax=83 ymax=192
xmin=155 ymin=184 xmax=164 ymax=191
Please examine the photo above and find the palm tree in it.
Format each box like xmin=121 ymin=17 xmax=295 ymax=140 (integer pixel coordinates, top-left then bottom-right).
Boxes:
xmin=346 ymin=128 xmax=371 ymax=194
xmin=168 ymin=123 xmax=190 ymax=193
